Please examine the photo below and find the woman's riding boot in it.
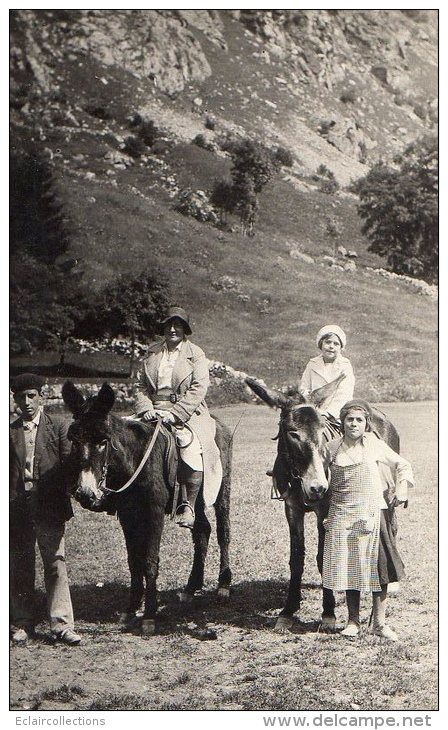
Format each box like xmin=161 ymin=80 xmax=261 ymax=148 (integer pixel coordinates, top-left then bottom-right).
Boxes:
xmin=176 ymin=468 xmax=202 ymax=529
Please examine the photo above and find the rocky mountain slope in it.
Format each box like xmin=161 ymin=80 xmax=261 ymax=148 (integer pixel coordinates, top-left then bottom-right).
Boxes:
xmin=11 ymin=9 xmax=437 ymax=181
xmin=10 ymin=10 xmax=438 ymax=398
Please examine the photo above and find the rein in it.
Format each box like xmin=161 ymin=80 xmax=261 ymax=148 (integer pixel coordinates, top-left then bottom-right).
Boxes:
xmin=278 ymin=423 xmax=304 ymax=485
xmin=99 ymin=419 xmax=162 ymax=495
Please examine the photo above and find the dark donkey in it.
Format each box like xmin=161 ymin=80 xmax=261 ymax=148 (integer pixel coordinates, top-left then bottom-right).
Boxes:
xmin=62 ymin=381 xmax=232 ymax=635
xmin=246 ymin=376 xmax=399 ymax=632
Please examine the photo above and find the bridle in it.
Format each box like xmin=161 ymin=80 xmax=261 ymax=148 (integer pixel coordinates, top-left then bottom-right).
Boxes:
xmin=76 ymin=418 xmax=162 ymax=497
xmin=277 ymin=417 xmax=328 ymax=502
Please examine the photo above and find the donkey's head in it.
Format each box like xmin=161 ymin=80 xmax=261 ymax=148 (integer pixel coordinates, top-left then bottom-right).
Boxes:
xmin=62 ymin=381 xmax=115 ymax=507
xmin=246 ymin=377 xmax=342 ymax=504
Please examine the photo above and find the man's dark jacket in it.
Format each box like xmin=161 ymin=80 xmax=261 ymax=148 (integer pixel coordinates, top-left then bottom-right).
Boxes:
xmin=10 ymin=411 xmax=74 ymax=522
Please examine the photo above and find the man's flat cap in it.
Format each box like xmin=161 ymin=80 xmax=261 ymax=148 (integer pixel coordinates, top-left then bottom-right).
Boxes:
xmin=10 ymin=373 xmax=46 ymax=394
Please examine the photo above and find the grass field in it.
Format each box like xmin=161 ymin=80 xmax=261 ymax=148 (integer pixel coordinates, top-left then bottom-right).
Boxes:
xmin=10 ymin=401 xmax=437 ymax=712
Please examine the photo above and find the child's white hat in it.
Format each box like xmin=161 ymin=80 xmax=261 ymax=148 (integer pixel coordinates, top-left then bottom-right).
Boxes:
xmin=316 ymin=325 xmax=347 ymax=349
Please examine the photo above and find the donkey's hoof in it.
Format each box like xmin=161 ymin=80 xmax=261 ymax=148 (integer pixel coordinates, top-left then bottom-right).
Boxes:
xmin=178 ymin=591 xmax=194 ymax=604
xmin=275 ymin=616 xmax=294 ymax=633
xmin=217 ymin=586 xmax=231 ymax=600
xmin=119 ymin=612 xmax=139 ymax=629
xmin=320 ymin=615 xmax=336 ymax=632
xmin=141 ymin=619 xmax=156 ymax=636
xmin=119 ymin=612 xmax=133 ymax=625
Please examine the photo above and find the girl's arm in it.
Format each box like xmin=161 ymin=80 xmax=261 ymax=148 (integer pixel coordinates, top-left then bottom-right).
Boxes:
xmin=375 ymin=438 xmax=414 ymax=502
xmin=299 ymin=360 xmax=312 ymax=396
xmin=326 ymin=361 xmax=355 ymax=417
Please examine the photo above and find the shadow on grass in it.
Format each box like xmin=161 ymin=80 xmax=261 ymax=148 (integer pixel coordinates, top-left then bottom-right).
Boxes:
xmin=68 ymin=578 xmax=324 ymax=634
xmin=70 ymin=581 xmax=129 ymax=622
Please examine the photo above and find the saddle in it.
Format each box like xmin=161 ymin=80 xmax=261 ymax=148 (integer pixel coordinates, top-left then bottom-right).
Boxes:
xmin=159 ymin=423 xmax=180 ymax=516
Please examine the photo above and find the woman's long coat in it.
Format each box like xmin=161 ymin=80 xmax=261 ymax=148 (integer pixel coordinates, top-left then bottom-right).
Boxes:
xmin=134 ymin=339 xmax=222 ymax=506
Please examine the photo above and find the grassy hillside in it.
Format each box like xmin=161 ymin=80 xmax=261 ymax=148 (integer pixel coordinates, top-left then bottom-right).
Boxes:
xmin=10 ymin=10 xmax=438 ymax=400
xmin=11 ymin=135 xmax=437 ymax=401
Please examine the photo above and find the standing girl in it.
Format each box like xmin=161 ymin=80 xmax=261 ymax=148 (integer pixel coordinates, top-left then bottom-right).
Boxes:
xmin=323 ymin=399 xmax=413 ymax=640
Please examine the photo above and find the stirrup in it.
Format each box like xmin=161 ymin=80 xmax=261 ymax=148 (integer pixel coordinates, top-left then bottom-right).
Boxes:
xmin=175 ymin=501 xmax=195 ymax=528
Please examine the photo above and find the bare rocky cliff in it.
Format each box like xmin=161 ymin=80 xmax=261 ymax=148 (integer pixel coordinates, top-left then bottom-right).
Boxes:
xmin=10 ymin=9 xmax=437 ymax=182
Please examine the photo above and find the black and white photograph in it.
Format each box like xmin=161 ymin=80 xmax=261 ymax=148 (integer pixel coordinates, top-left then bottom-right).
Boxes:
xmin=8 ymin=5 xmax=439 ymax=721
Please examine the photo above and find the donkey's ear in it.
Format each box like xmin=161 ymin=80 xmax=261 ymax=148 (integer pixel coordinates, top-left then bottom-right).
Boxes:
xmin=245 ymin=377 xmax=291 ymax=410
xmin=309 ymin=372 xmax=346 ymax=409
xmin=95 ymin=383 xmax=115 ymax=416
xmin=62 ymin=381 xmax=85 ymax=416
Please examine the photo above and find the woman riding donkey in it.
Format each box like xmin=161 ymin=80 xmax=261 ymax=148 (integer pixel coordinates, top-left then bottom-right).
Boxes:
xmin=134 ymin=306 xmax=222 ymax=528
xmin=323 ymin=399 xmax=414 ymax=641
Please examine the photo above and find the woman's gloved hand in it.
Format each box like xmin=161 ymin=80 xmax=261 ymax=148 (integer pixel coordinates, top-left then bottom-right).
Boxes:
xmin=155 ymin=410 xmax=177 ymax=426
xmin=141 ymin=408 xmax=158 ymax=422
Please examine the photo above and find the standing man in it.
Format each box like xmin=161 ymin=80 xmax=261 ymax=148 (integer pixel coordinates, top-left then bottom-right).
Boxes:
xmin=9 ymin=373 xmax=81 ymax=645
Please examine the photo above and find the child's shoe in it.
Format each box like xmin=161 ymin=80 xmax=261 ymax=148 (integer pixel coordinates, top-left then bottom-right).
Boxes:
xmin=372 ymin=624 xmax=398 ymax=642
xmin=340 ymin=621 xmax=360 ymax=638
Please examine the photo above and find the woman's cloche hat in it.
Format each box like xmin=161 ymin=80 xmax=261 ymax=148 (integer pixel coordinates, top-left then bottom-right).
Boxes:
xmin=158 ymin=306 xmax=192 ymax=336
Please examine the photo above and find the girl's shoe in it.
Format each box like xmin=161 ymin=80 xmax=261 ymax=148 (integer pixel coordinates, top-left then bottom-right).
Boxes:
xmin=372 ymin=624 xmax=398 ymax=642
xmin=340 ymin=622 xmax=360 ymax=638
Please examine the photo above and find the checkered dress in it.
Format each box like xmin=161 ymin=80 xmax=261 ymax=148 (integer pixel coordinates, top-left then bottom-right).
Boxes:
xmin=323 ymin=461 xmax=381 ymax=593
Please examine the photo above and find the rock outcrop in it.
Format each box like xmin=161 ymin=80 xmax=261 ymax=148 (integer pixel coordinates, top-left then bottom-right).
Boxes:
xmin=9 ymin=9 xmax=437 ymax=186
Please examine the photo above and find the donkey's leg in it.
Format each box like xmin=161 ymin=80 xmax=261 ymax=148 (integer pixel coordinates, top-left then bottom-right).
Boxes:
xmin=182 ymin=493 xmax=211 ymax=599
xmin=119 ymin=512 xmax=145 ymax=616
xmin=141 ymin=507 xmax=165 ymax=635
xmin=215 ymin=479 xmax=232 ymax=598
xmin=277 ymin=492 xmax=305 ymax=630
xmin=316 ymin=511 xmax=336 ymax=630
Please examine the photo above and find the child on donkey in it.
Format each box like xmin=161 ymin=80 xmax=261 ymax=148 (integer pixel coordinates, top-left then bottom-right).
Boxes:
xmin=299 ymin=324 xmax=355 ymax=428
xmin=269 ymin=324 xmax=354 ymax=496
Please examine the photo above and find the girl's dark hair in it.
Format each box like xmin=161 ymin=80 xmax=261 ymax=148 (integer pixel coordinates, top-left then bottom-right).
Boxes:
xmin=340 ymin=400 xmax=373 ymax=433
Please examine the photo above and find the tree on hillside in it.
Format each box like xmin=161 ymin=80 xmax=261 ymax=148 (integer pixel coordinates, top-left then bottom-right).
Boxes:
xmin=80 ymin=272 xmax=171 ymax=377
xmin=209 ymin=180 xmax=235 ymax=225
xmin=232 ymin=174 xmax=258 ymax=237
xmin=214 ymin=139 xmax=280 ymax=236
xmin=10 ymin=150 xmax=71 ymax=263
xmin=210 ymin=139 xmax=281 ymax=235
xmin=10 ymin=253 xmax=86 ymax=364
xmin=352 ymin=135 xmax=438 ymax=283
xmin=10 ymin=145 xmax=86 ymax=363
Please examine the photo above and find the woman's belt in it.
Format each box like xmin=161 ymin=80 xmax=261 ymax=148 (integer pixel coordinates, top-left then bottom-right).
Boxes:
xmin=154 ymin=390 xmax=178 ymax=404
xmin=154 ymin=400 xmax=175 ymax=408
xmin=154 ymin=391 xmax=178 ymax=409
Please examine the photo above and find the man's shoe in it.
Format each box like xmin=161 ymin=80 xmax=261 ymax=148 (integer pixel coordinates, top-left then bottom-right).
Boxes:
xmin=11 ymin=627 xmax=29 ymax=644
xmin=372 ymin=624 xmax=398 ymax=642
xmin=54 ymin=628 xmax=82 ymax=646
